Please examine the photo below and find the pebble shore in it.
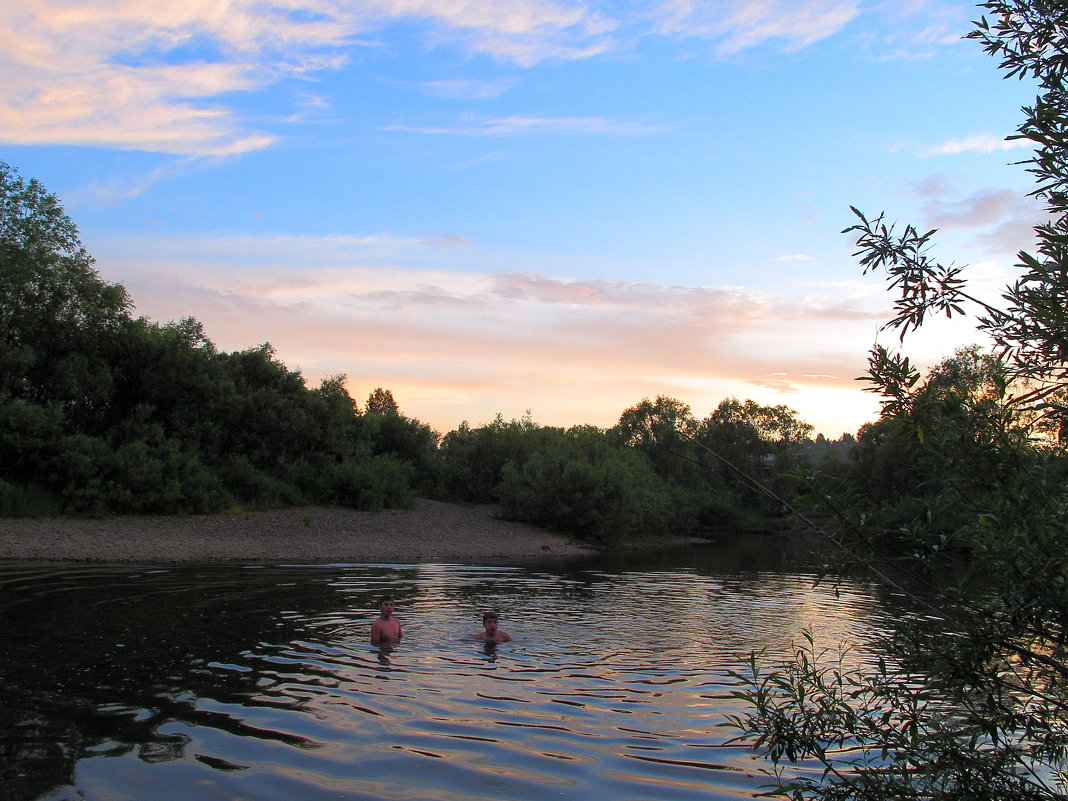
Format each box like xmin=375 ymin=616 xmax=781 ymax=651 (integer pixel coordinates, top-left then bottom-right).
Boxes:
xmin=0 ymin=499 xmax=597 ymax=565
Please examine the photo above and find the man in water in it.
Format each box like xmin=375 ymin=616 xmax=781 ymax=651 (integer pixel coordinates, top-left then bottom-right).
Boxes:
xmin=370 ymin=596 xmax=403 ymax=646
xmin=474 ymin=611 xmax=512 ymax=643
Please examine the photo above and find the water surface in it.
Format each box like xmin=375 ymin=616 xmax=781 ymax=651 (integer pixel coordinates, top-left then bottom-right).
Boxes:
xmin=1 ymin=539 xmax=893 ymax=801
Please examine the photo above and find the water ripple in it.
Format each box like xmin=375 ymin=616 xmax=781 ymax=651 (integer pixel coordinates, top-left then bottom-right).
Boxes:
xmin=2 ymin=555 xmax=892 ymax=801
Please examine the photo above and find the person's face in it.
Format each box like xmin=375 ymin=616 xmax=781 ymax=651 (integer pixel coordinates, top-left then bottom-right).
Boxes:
xmin=483 ymin=617 xmax=498 ymax=634
xmin=380 ymin=600 xmax=395 ymax=617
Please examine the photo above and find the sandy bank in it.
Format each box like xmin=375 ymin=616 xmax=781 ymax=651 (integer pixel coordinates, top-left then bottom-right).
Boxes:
xmin=0 ymin=499 xmax=598 ymax=565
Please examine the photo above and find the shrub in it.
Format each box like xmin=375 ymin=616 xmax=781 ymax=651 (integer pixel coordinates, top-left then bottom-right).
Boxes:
xmin=323 ymin=455 xmax=413 ymax=512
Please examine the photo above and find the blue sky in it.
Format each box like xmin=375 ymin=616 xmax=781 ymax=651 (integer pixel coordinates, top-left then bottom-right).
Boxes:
xmin=1 ymin=0 xmax=1042 ymax=437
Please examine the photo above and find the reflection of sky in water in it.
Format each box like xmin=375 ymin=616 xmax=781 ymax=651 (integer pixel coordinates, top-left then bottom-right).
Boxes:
xmin=3 ymin=554 xmax=896 ymax=801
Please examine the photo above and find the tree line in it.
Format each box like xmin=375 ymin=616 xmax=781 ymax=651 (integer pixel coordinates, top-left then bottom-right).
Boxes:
xmin=2 ymin=160 xmax=862 ymax=543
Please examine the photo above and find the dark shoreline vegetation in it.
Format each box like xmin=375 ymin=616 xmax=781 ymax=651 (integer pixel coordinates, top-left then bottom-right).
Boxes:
xmin=0 ymin=159 xmax=857 ymax=545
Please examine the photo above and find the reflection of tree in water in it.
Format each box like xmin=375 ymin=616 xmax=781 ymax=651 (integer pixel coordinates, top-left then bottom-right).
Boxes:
xmin=0 ymin=564 xmax=401 ymax=801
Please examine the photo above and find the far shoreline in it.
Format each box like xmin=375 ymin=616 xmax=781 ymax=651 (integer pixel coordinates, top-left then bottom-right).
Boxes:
xmin=0 ymin=499 xmax=601 ymax=566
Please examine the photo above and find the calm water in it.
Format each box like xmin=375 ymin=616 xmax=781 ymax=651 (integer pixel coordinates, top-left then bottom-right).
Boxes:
xmin=1 ymin=538 xmax=896 ymax=801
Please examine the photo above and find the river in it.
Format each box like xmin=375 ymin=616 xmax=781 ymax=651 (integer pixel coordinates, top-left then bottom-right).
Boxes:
xmin=1 ymin=535 xmax=897 ymax=801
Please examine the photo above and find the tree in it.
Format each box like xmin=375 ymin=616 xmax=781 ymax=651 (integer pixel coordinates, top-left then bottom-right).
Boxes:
xmin=0 ymin=161 xmax=131 ymax=407
xmin=687 ymin=398 xmax=813 ymax=527
xmin=609 ymin=395 xmax=700 ymax=485
xmin=437 ymin=413 xmax=555 ymax=503
xmin=0 ymin=162 xmax=425 ymax=515
xmin=699 ymin=398 xmax=812 ymax=482
xmin=495 ymin=424 xmax=689 ymax=543
xmin=730 ymin=2 xmax=1068 ymax=798
xmin=365 ymin=387 xmax=399 ymax=415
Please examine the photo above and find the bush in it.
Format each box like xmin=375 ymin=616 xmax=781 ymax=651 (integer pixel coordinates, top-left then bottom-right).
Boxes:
xmin=64 ymin=437 xmax=232 ymax=515
xmin=219 ymin=454 xmax=303 ymax=509
xmin=0 ymin=480 xmax=63 ymax=517
xmin=437 ymin=415 xmax=555 ymax=503
xmin=323 ymin=455 xmax=413 ymax=512
xmin=496 ymin=433 xmax=691 ymax=543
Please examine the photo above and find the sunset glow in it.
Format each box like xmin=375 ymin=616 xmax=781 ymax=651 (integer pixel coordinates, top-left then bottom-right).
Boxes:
xmin=2 ymin=0 xmax=1041 ymax=437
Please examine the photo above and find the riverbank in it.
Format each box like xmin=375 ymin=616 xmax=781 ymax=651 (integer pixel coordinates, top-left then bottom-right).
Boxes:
xmin=0 ymin=499 xmax=599 ymax=564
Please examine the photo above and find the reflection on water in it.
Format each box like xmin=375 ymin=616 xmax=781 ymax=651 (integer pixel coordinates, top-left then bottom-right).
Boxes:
xmin=0 ymin=537 xmax=892 ymax=801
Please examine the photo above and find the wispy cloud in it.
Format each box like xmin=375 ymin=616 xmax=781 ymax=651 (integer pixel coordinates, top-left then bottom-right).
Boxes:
xmin=918 ymin=187 xmax=1045 ymax=256
xmin=922 ymin=134 xmax=1033 ymax=156
xmin=372 ymin=0 xmax=617 ymax=65
xmin=0 ymin=0 xmax=615 ymax=155
xmin=68 ymin=159 xmax=204 ymax=206
xmin=648 ymin=0 xmax=859 ymax=54
xmin=0 ymin=0 xmax=351 ymax=155
xmin=1 ymin=0 xmax=940 ymax=156
xmin=923 ymin=188 xmax=1030 ymax=230
xmin=419 ymin=78 xmax=519 ymax=99
xmin=857 ymin=0 xmax=968 ymax=61
xmin=95 ymin=228 xmax=885 ymax=432
xmin=384 ymin=114 xmax=663 ymax=135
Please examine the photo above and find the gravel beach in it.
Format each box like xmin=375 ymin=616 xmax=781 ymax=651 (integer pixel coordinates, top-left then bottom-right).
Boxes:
xmin=0 ymin=499 xmax=597 ymax=565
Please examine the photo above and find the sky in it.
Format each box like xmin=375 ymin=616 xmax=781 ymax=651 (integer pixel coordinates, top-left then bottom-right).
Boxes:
xmin=1 ymin=0 xmax=1045 ymax=438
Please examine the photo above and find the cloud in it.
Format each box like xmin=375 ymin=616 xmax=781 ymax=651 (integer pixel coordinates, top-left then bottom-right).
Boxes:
xmin=422 ymin=232 xmax=471 ymax=249
xmin=0 ymin=0 xmax=616 ymax=154
xmin=922 ymin=134 xmax=1033 ymax=156
xmin=94 ymin=227 xmax=886 ymax=434
xmin=910 ymin=173 xmax=958 ymax=199
xmin=917 ymin=187 xmax=1045 ymax=255
xmin=65 ymin=159 xmax=220 ymax=207
xmin=749 ymin=373 xmax=801 ymax=393
xmin=370 ymin=0 xmax=617 ymax=65
xmin=383 ymin=114 xmax=663 ymax=135
xmin=923 ymin=188 xmax=1031 ymax=230
xmin=856 ymin=0 xmax=968 ymax=61
xmin=419 ymin=78 xmax=518 ymax=99
xmin=0 ymin=0 xmax=351 ymax=155
xmin=1 ymin=0 xmax=930 ymax=156
xmin=649 ymin=0 xmax=859 ymax=54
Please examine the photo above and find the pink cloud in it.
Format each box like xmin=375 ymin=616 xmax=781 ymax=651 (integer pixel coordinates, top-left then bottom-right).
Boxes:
xmin=109 ymin=254 xmax=883 ymax=436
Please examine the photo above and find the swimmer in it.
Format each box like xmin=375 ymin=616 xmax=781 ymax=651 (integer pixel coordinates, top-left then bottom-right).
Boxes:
xmin=370 ymin=596 xmax=403 ymax=646
xmin=474 ymin=610 xmax=512 ymax=643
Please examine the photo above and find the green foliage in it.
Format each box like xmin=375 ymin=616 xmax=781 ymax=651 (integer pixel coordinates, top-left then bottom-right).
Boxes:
xmin=0 ymin=161 xmax=430 ymax=515
xmin=843 ymin=347 xmax=1037 ymax=541
xmin=437 ymin=400 xmax=812 ymax=543
xmin=217 ymin=454 xmax=303 ymax=509
xmin=496 ymin=425 xmax=689 ymax=543
xmin=609 ymin=395 xmax=700 ymax=485
xmin=697 ymin=397 xmax=813 ymax=518
xmin=437 ymin=413 xmax=556 ymax=503
xmin=358 ymin=409 xmax=440 ymax=494
xmin=365 ymin=387 xmax=399 ymax=415
xmin=728 ymin=631 xmax=1060 ymax=801
xmin=731 ymin=3 xmax=1068 ymax=798
xmin=0 ymin=158 xmax=821 ymax=548
xmin=321 ymin=456 xmax=414 ymax=513
xmin=604 ymin=394 xmax=815 ymax=533
xmin=0 ymin=480 xmax=62 ymax=517
xmin=0 ymin=161 xmax=130 ymax=427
